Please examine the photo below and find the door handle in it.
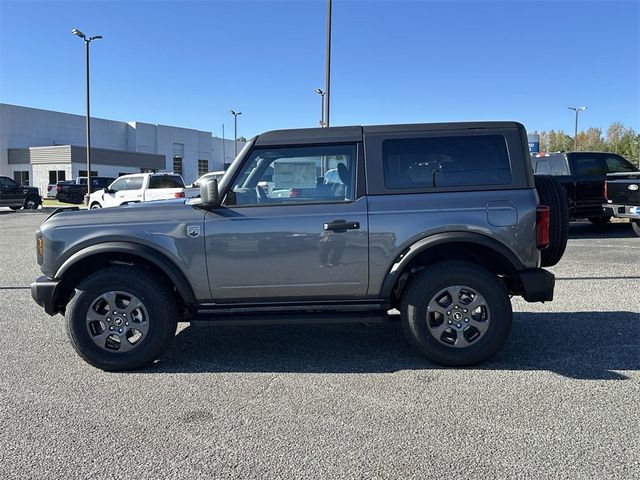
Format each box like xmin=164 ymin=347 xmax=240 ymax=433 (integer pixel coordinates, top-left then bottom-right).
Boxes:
xmin=323 ymin=220 xmax=360 ymax=231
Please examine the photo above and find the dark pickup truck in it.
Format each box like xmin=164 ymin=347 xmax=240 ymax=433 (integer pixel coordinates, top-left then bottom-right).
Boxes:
xmin=532 ymin=151 xmax=639 ymax=223
xmin=604 ymin=172 xmax=640 ymax=236
xmin=0 ymin=176 xmax=42 ymax=209
xmin=56 ymin=176 xmax=115 ymax=204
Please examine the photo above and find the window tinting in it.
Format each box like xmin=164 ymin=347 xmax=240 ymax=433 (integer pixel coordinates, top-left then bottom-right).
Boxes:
xmin=605 ymin=155 xmax=637 ymax=173
xmin=534 ymin=159 xmax=550 ymax=174
xmin=573 ymin=156 xmax=607 ymax=176
xmin=126 ymin=176 xmax=144 ymax=190
xmin=549 ymin=156 xmax=570 ymax=175
xmin=149 ymin=175 xmax=185 ymax=189
xmin=382 ymin=135 xmax=511 ymax=189
xmin=109 ymin=178 xmax=126 ymax=192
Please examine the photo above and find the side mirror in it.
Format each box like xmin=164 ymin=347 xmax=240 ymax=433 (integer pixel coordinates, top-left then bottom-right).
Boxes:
xmin=200 ymin=178 xmax=221 ymax=207
xmin=103 ymin=187 xmax=109 ymax=193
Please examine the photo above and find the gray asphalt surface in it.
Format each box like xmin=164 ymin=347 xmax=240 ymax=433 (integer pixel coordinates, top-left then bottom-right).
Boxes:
xmin=1 ymin=210 xmax=638 ymax=479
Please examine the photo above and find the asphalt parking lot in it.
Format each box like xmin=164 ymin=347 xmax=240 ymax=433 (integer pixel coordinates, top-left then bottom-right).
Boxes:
xmin=0 ymin=210 xmax=638 ymax=479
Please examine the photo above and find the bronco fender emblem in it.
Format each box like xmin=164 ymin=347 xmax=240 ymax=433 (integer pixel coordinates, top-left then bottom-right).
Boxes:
xmin=187 ymin=225 xmax=201 ymax=238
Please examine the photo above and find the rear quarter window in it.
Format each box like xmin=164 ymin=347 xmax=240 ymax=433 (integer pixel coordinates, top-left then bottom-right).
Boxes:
xmin=382 ymin=135 xmax=512 ymax=189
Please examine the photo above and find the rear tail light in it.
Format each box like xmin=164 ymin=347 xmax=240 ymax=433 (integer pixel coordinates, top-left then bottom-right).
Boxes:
xmin=604 ymin=181 xmax=608 ymax=200
xmin=174 ymin=192 xmax=185 ymax=198
xmin=536 ymin=205 xmax=550 ymax=249
xmin=47 ymin=185 xmax=52 ymax=192
xmin=289 ymin=188 xmax=302 ymax=198
xmin=56 ymin=185 xmax=62 ymax=192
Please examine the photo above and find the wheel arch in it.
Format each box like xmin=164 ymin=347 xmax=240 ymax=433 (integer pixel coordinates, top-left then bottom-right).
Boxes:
xmin=54 ymin=242 xmax=197 ymax=314
xmin=380 ymin=232 xmax=525 ymax=306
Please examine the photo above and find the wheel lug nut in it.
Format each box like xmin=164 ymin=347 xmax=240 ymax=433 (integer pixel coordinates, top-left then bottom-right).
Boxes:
xmin=123 ymin=313 xmax=126 ymax=317
xmin=448 ymin=320 xmax=452 ymax=325
xmin=454 ymin=305 xmax=459 ymax=309
xmin=109 ymin=326 xmax=113 ymax=331
xmin=107 ymin=318 xmax=111 ymax=322
xmin=447 ymin=311 xmax=451 ymax=315
xmin=464 ymin=318 xmax=469 ymax=323
xmin=463 ymin=309 xmax=468 ymax=313
xmin=125 ymin=322 xmax=129 ymax=326
xmin=456 ymin=323 xmax=461 ymax=328
xmin=118 ymin=328 xmax=123 ymax=333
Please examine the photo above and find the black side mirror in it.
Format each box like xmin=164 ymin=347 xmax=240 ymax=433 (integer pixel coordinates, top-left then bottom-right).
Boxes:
xmin=200 ymin=178 xmax=220 ymax=207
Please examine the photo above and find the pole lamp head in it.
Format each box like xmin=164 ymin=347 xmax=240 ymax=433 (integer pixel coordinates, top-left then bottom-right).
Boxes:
xmin=315 ymin=88 xmax=325 ymax=96
xmin=72 ymin=28 xmax=86 ymax=39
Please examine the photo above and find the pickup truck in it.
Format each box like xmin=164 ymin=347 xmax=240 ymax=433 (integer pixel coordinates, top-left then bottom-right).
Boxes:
xmin=56 ymin=176 xmax=116 ymax=204
xmin=532 ymin=151 xmax=639 ymax=223
xmin=88 ymin=172 xmax=198 ymax=209
xmin=604 ymin=172 xmax=640 ymax=236
xmin=0 ymin=176 xmax=42 ymax=209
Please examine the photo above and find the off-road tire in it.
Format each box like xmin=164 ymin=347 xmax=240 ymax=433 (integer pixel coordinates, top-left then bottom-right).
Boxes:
xmin=66 ymin=265 xmax=177 ymax=371
xmin=400 ymin=261 xmax=512 ymax=366
xmin=535 ymin=175 xmax=569 ymax=267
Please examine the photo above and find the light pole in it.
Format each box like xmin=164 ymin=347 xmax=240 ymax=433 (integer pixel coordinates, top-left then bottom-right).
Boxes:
xmin=324 ymin=0 xmax=332 ymax=127
xmin=568 ymin=106 xmax=586 ymax=151
xmin=315 ymin=88 xmax=326 ymax=127
xmin=72 ymin=28 xmax=102 ymax=204
xmin=229 ymin=110 xmax=242 ymax=157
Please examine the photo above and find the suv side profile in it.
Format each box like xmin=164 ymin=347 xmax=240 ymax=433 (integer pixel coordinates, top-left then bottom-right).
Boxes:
xmin=32 ymin=122 xmax=560 ymax=371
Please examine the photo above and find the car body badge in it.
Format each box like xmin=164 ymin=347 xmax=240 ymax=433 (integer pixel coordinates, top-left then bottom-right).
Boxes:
xmin=187 ymin=225 xmax=201 ymax=238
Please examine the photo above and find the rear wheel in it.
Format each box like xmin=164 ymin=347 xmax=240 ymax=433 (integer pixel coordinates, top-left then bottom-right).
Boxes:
xmin=632 ymin=220 xmax=640 ymax=237
xmin=66 ymin=266 xmax=177 ymax=371
xmin=535 ymin=175 xmax=569 ymax=267
xmin=400 ymin=261 xmax=512 ymax=366
xmin=587 ymin=216 xmax=611 ymax=225
xmin=90 ymin=202 xmax=102 ymax=209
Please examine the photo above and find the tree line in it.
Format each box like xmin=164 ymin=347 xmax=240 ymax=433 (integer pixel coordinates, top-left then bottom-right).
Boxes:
xmin=532 ymin=122 xmax=640 ymax=167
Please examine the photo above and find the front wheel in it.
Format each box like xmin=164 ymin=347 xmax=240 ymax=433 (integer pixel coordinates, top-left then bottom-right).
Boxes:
xmin=90 ymin=202 xmax=102 ymax=209
xmin=401 ymin=261 xmax=512 ymax=366
xmin=632 ymin=220 xmax=640 ymax=237
xmin=24 ymin=196 xmax=40 ymax=209
xmin=66 ymin=266 xmax=177 ymax=371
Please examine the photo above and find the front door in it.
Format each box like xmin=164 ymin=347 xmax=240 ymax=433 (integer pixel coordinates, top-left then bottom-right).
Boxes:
xmin=0 ymin=177 xmax=24 ymax=207
xmin=204 ymin=143 xmax=369 ymax=302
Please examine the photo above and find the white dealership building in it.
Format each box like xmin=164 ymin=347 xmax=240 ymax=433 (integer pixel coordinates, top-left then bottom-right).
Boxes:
xmin=0 ymin=103 xmax=242 ymax=195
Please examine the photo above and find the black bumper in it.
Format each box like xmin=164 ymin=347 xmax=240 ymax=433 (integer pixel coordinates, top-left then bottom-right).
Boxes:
xmin=517 ymin=268 xmax=555 ymax=302
xmin=31 ymin=276 xmax=62 ymax=316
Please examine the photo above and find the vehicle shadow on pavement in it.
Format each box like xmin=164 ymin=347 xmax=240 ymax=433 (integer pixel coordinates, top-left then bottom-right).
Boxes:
xmin=569 ymin=222 xmax=636 ymax=239
xmin=152 ymin=311 xmax=639 ymax=380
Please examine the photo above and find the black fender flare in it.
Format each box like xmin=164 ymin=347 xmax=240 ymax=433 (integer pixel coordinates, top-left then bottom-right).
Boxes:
xmin=379 ymin=232 xmax=526 ymax=298
xmin=55 ymin=241 xmax=197 ymax=305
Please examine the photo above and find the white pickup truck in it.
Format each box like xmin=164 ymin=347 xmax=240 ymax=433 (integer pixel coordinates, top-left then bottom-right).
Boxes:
xmin=88 ymin=173 xmax=198 ymax=209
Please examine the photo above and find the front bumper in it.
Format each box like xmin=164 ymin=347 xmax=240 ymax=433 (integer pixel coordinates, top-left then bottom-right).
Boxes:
xmin=517 ymin=268 xmax=555 ymax=302
xmin=31 ymin=276 xmax=62 ymax=316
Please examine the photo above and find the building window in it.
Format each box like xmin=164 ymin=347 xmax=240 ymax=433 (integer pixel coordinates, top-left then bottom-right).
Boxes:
xmin=14 ymin=171 xmax=30 ymax=185
xmin=78 ymin=170 xmax=98 ymax=178
xmin=48 ymin=170 xmax=66 ymax=184
xmin=173 ymin=157 xmax=183 ymax=175
xmin=198 ymin=159 xmax=208 ymax=176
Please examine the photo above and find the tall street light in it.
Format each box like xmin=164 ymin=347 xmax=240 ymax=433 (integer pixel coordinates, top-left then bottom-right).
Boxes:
xmin=315 ymin=88 xmax=326 ymax=127
xmin=568 ymin=106 xmax=586 ymax=151
xmin=229 ymin=110 xmax=242 ymax=157
xmin=72 ymin=28 xmax=102 ymax=204
xmin=324 ymin=0 xmax=332 ymax=127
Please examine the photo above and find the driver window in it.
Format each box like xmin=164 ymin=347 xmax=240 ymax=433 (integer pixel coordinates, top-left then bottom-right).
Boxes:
xmin=109 ymin=178 xmax=126 ymax=192
xmin=228 ymin=144 xmax=357 ymax=206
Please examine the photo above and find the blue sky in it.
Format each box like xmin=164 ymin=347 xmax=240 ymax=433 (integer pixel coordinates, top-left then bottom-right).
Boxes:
xmin=1 ymin=0 xmax=638 ymax=139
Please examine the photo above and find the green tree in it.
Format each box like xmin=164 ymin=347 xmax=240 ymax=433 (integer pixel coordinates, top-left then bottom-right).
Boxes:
xmin=577 ymin=127 xmax=604 ymax=151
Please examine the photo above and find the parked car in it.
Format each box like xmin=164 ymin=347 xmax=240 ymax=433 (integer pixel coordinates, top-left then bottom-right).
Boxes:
xmin=0 ymin=176 xmax=41 ymax=210
xmin=46 ymin=184 xmax=58 ymax=199
xmin=32 ymin=121 xmax=567 ymax=371
xmin=604 ymin=172 xmax=640 ymax=236
xmin=191 ymin=171 xmax=226 ymax=188
xmin=532 ymin=151 xmax=639 ymax=223
xmin=55 ymin=176 xmax=116 ymax=204
xmin=88 ymin=172 xmax=198 ymax=209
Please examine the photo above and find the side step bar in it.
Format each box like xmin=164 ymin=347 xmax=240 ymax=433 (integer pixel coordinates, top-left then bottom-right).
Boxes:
xmin=191 ymin=310 xmax=392 ymax=326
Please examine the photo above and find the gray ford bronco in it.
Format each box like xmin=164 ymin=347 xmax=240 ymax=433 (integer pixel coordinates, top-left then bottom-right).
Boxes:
xmin=31 ymin=122 xmax=567 ymax=371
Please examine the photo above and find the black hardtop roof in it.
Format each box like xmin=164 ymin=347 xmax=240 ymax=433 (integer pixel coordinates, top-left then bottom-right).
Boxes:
xmin=254 ymin=121 xmax=525 ymax=146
